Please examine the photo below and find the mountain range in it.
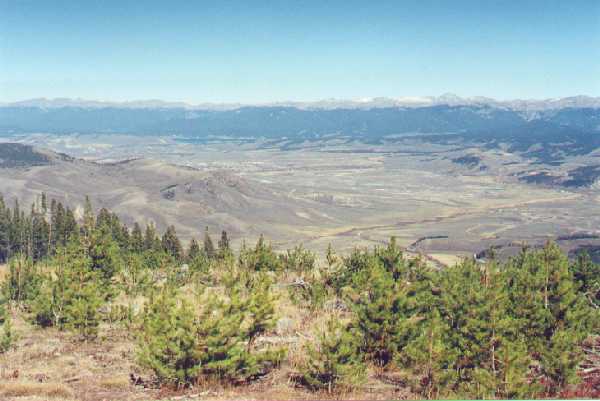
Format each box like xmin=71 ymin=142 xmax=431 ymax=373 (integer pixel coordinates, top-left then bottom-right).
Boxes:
xmin=2 ymin=94 xmax=600 ymax=111
xmin=1 ymin=95 xmax=600 ymax=163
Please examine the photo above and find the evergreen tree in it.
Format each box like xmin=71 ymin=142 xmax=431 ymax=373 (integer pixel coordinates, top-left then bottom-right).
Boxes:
xmin=325 ymin=243 xmax=338 ymax=269
xmin=350 ymin=261 xmax=411 ymax=367
xmin=118 ymin=252 xmax=151 ymax=296
xmin=375 ymin=236 xmax=405 ymax=279
xmin=9 ymin=199 xmax=22 ymax=256
xmin=31 ymin=237 xmax=105 ymax=337
xmin=506 ymin=242 xmax=592 ymax=393
xmin=282 ymin=244 xmax=316 ymax=272
xmin=496 ymin=339 xmax=538 ymax=399
xmin=0 ymin=315 xmax=15 ymax=353
xmin=89 ymin=223 xmax=123 ymax=281
xmin=50 ymin=200 xmax=63 ymax=251
xmin=203 ymin=227 xmax=216 ymax=259
xmin=0 ymin=196 xmax=9 ymax=262
xmin=218 ymin=230 xmax=232 ymax=259
xmin=300 ymin=316 xmax=365 ymax=393
xmin=144 ymin=223 xmax=160 ymax=251
xmin=572 ymin=251 xmax=600 ymax=308
xmin=62 ymin=207 xmax=78 ymax=246
xmin=31 ymin=207 xmax=50 ymax=261
xmin=130 ymin=222 xmax=144 ymax=254
xmin=31 ymin=246 xmax=74 ymax=328
xmin=403 ymin=309 xmax=457 ymax=399
xmin=40 ymin=192 xmax=47 ymax=214
xmin=195 ymin=285 xmax=283 ymax=382
xmin=66 ymin=271 xmax=103 ymax=341
xmin=137 ymin=287 xmax=199 ymax=386
xmin=187 ymin=238 xmax=201 ymax=262
xmin=162 ymin=225 xmax=183 ymax=261
xmin=2 ymin=255 xmax=41 ymax=303
xmin=82 ymin=195 xmax=95 ymax=242
xmin=240 ymin=235 xmax=282 ymax=271
xmin=96 ymin=207 xmax=112 ymax=230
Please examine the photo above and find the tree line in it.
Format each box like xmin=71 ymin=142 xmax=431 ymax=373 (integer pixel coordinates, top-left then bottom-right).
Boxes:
xmin=0 ymin=193 xmax=229 ymax=264
xmin=0 ymin=193 xmax=599 ymax=398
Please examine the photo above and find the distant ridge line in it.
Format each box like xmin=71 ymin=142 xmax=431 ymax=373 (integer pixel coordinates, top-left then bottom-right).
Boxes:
xmin=2 ymin=94 xmax=600 ymax=111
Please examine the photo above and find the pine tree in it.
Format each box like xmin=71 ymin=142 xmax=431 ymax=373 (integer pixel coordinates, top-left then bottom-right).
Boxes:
xmin=241 ymin=235 xmax=282 ymax=271
xmin=2 ymin=255 xmax=41 ymax=304
xmin=572 ymin=251 xmax=600 ymax=308
xmin=282 ymin=244 xmax=315 ymax=272
xmin=195 ymin=293 xmax=282 ymax=382
xmin=300 ymin=316 xmax=365 ymax=393
xmin=162 ymin=225 xmax=183 ymax=261
xmin=143 ymin=223 xmax=160 ymax=251
xmin=0 ymin=196 xmax=9 ymax=263
xmin=62 ymin=207 xmax=78 ymax=245
xmin=31 ymin=206 xmax=50 ymax=261
xmin=31 ymin=246 xmax=74 ymax=328
xmin=218 ymin=230 xmax=232 ymax=259
xmin=96 ymin=207 xmax=112 ymax=230
xmin=50 ymin=200 xmax=63 ymax=251
xmin=438 ymin=260 xmax=493 ymax=389
xmin=82 ymin=195 xmax=95 ymax=242
xmin=350 ymin=261 xmax=411 ymax=367
xmin=326 ymin=243 xmax=338 ymax=269
xmin=89 ymin=223 xmax=123 ymax=281
xmin=66 ymin=273 xmax=103 ymax=341
xmin=375 ymin=236 xmax=405 ymax=279
xmin=187 ymin=238 xmax=201 ymax=262
xmin=118 ymin=252 xmax=151 ymax=296
xmin=195 ymin=270 xmax=283 ymax=382
xmin=40 ymin=192 xmax=47 ymax=214
xmin=203 ymin=227 xmax=216 ymax=259
xmin=130 ymin=222 xmax=144 ymax=254
xmin=507 ymin=242 xmax=592 ymax=393
xmin=0 ymin=315 xmax=15 ymax=353
xmin=243 ymin=273 xmax=277 ymax=348
xmin=403 ymin=309 xmax=457 ymax=399
xmin=496 ymin=339 xmax=538 ymax=399
xmin=30 ymin=237 xmax=105 ymax=337
xmin=9 ymin=199 xmax=22 ymax=256
xmin=137 ymin=287 xmax=199 ymax=386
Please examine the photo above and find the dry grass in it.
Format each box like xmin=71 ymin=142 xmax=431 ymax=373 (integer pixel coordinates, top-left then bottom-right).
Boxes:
xmin=0 ymin=381 xmax=74 ymax=399
xmin=0 ymin=315 xmax=406 ymax=401
xmin=0 ymin=271 xmax=406 ymax=401
xmin=98 ymin=376 xmax=131 ymax=390
xmin=0 ymin=263 xmax=7 ymax=281
xmin=427 ymin=252 xmax=465 ymax=267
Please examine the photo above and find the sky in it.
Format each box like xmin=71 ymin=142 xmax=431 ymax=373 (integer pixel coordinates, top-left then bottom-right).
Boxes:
xmin=1 ymin=0 xmax=599 ymax=103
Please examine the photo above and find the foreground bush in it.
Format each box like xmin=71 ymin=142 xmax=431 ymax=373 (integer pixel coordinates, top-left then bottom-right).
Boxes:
xmin=137 ymin=272 xmax=284 ymax=386
xmin=0 ymin=314 xmax=15 ymax=353
xmin=299 ymin=316 xmax=365 ymax=393
xmin=136 ymin=288 xmax=199 ymax=385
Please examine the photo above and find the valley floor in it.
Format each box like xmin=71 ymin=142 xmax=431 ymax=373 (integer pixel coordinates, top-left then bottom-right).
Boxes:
xmin=2 ymin=135 xmax=600 ymax=262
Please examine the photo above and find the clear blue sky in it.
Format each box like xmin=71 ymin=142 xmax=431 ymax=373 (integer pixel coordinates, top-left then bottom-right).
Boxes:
xmin=1 ymin=0 xmax=599 ymax=103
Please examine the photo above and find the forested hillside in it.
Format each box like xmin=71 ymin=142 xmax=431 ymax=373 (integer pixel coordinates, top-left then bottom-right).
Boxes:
xmin=0 ymin=193 xmax=599 ymax=400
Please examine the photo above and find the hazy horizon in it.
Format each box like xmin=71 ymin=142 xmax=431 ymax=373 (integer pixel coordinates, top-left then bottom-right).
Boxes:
xmin=2 ymin=93 xmax=600 ymax=107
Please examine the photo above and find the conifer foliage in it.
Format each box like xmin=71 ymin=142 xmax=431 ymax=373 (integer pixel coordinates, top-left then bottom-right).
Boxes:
xmin=0 ymin=192 xmax=598 ymax=397
xmin=137 ymin=288 xmax=199 ymax=386
xmin=299 ymin=316 xmax=365 ymax=393
xmin=137 ymin=269 xmax=283 ymax=385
